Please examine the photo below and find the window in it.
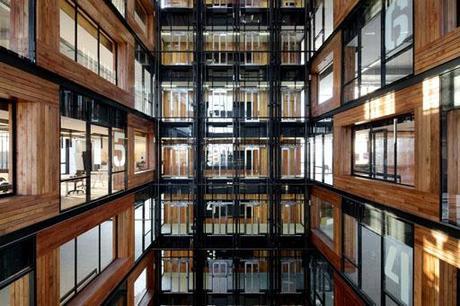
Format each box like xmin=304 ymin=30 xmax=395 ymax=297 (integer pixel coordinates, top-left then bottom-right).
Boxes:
xmin=161 ymin=185 xmax=194 ymax=236
xmin=343 ymin=0 xmax=413 ymax=103
xmin=59 ymin=0 xmax=117 ymax=84
xmin=160 ymin=0 xmax=192 ymax=8
xmin=0 ymin=0 xmax=33 ymax=58
xmin=318 ymin=57 xmax=333 ymax=104
xmin=60 ymin=90 xmax=127 ymax=210
xmin=205 ymin=32 xmax=236 ymax=65
xmin=161 ymin=250 xmax=194 ymax=292
xmin=310 ymin=0 xmax=333 ymax=51
xmin=280 ymin=185 xmax=305 ymax=235
xmin=281 ymin=137 xmax=305 ymax=178
xmin=135 ymin=1 xmax=148 ymax=33
xmin=60 ymin=219 xmax=115 ymax=304
xmin=281 ymin=84 xmax=305 ymax=121
xmin=162 ymin=86 xmax=194 ymax=120
xmin=281 ymin=31 xmax=305 ymax=65
xmin=341 ymin=199 xmax=414 ymax=306
xmin=441 ymin=68 xmax=460 ymax=226
xmin=0 ymin=102 xmax=13 ymax=196
xmin=318 ymin=200 xmax=334 ymax=240
xmin=135 ymin=43 xmax=154 ymax=116
xmin=135 ymin=131 xmax=149 ymax=173
xmin=161 ymin=31 xmax=194 ymax=65
xmin=111 ymin=0 xmax=126 ymax=16
xmin=134 ymin=188 xmax=154 ymax=260
xmin=308 ymin=118 xmax=333 ymax=184
xmin=134 ymin=268 xmax=147 ymax=305
xmin=352 ymin=114 xmax=415 ymax=186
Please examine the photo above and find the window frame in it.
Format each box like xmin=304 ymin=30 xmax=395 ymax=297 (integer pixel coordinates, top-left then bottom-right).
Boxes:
xmin=59 ymin=218 xmax=117 ymax=305
xmin=59 ymin=0 xmax=118 ymax=85
xmin=59 ymin=89 xmax=128 ymax=211
xmin=351 ymin=113 xmax=415 ymax=186
xmin=0 ymin=100 xmax=16 ymax=198
xmin=342 ymin=0 xmax=414 ymax=104
xmin=308 ymin=118 xmax=333 ymax=184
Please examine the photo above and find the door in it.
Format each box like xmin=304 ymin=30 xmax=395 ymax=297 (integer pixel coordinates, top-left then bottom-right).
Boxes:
xmin=281 ymin=259 xmax=302 ymax=293
xmin=244 ymin=260 xmax=260 ymax=293
xmin=212 ymin=261 xmax=229 ymax=293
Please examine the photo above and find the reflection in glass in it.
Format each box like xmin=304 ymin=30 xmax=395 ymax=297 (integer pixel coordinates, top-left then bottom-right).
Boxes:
xmin=91 ymin=125 xmax=109 ymax=200
xmin=319 ymin=200 xmax=334 ymax=240
xmin=0 ymin=104 xmax=12 ymax=195
xmin=135 ymin=131 xmax=148 ymax=173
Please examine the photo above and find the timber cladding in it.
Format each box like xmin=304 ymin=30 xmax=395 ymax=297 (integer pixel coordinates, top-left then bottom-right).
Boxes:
xmin=0 ymin=63 xmax=60 ymax=235
xmin=414 ymin=225 xmax=460 ymax=306
xmin=36 ymin=194 xmax=135 ymax=305
xmin=310 ymin=185 xmax=342 ymax=269
xmin=310 ymin=31 xmax=342 ymax=117
xmin=333 ymin=77 xmax=440 ymax=221
xmin=126 ymin=251 xmax=155 ymax=306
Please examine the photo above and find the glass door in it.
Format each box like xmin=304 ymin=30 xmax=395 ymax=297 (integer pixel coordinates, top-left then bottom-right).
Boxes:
xmin=211 ymin=261 xmax=229 ymax=293
xmin=244 ymin=260 xmax=260 ymax=293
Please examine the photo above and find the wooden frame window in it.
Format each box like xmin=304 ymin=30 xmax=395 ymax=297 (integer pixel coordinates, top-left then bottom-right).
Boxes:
xmin=0 ymin=101 xmax=14 ymax=197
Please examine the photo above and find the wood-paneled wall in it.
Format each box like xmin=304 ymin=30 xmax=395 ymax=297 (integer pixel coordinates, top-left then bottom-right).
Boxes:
xmin=333 ymin=77 xmax=440 ymax=221
xmin=0 ymin=63 xmax=60 ymax=235
xmin=414 ymin=0 xmax=460 ymax=73
xmin=126 ymin=0 xmax=156 ymax=51
xmin=311 ymin=32 xmax=342 ymax=117
xmin=414 ymin=225 xmax=460 ymax=306
xmin=333 ymin=0 xmax=359 ymax=28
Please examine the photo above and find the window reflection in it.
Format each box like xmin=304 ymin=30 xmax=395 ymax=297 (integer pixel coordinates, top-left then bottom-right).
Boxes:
xmin=319 ymin=200 xmax=334 ymax=240
xmin=0 ymin=0 xmax=33 ymax=58
xmin=135 ymin=131 xmax=148 ymax=173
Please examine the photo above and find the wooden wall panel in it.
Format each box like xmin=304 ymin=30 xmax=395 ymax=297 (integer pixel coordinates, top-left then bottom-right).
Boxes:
xmin=414 ymin=225 xmax=460 ymax=306
xmin=333 ymin=78 xmax=440 ymax=221
xmin=311 ymin=32 xmax=342 ymax=117
xmin=333 ymin=272 xmax=365 ymax=306
xmin=36 ymin=248 xmax=60 ymax=306
xmin=333 ymin=0 xmax=359 ymax=28
xmin=0 ymin=63 xmax=60 ymax=236
xmin=414 ymin=0 xmax=460 ymax=73
xmin=9 ymin=273 xmax=30 ymax=306
xmin=126 ymin=0 xmax=156 ymax=51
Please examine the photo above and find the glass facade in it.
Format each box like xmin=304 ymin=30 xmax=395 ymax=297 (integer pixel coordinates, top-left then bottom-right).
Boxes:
xmin=342 ymin=199 xmax=414 ymax=306
xmin=135 ymin=43 xmax=155 ymax=117
xmin=308 ymin=118 xmax=333 ymax=185
xmin=134 ymin=187 xmax=155 ymax=260
xmin=342 ymin=0 xmax=413 ymax=103
xmin=60 ymin=89 xmax=127 ymax=210
xmin=310 ymin=0 xmax=333 ymax=52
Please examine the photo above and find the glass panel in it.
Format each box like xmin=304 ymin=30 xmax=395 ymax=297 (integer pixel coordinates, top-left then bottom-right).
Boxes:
xmin=91 ymin=125 xmax=109 ymax=200
xmin=60 ymin=239 xmax=75 ymax=300
xmin=343 ymin=214 xmax=358 ymax=264
xmin=0 ymin=273 xmax=32 ymax=306
xmin=77 ymin=11 xmax=99 ymax=75
xmin=281 ymin=88 xmax=304 ymax=120
xmin=162 ymin=88 xmax=193 ymax=120
xmin=162 ymin=142 xmax=193 ymax=178
xmin=135 ymin=131 xmax=148 ymax=172
xmin=111 ymin=0 xmax=126 ymax=16
xmin=385 ymin=0 xmax=413 ymax=58
xmin=372 ymin=122 xmax=395 ymax=181
xmin=324 ymin=133 xmax=333 ymax=184
xmin=134 ymin=268 xmax=147 ymax=305
xmin=319 ymin=63 xmax=334 ymax=104
xmin=76 ymin=226 xmax=99 ymax=290
xmin=60 ymin=116 xmax=88 ymax=210
xmin=135 ymin=204 xmax=143 ymax=259
xmin=60 ymin=0 xmax=76 ymax=60
xmin=324 ymin=0 xmax=333 ymax=39
xmin=361 ymin=13 xmax=382 ymax=96
xmin=384 ymin=216 xmax=413 ymax=306
xmin=281 ymin=197 xmax=304 ymax=235
xmin=99 ymin=32 xmax=116 ymax=84
xmin=0 ymin=104 xmax=12 ymax=195
xmin=361 ymin=226 xmax=382 ymax=306
xmin=396 ymin=116 xmax=415 ymax=185
xmin=353 ymin=128 xmax=370 ymax=177
xmin=112 ymin=128 xmax=126 ymax=193
xmin=135 ymin=45 xmax=154 ymax=116
xmin=281 ymin=138 xmax=305 ymax=178
xmin=100 ymin=219 xmax=114 ymax=270
xmin=319 ymin=200 xmax=334 ymax=240
xmin=314 ymin=134 xmax=323 ymax=181
xmin=134 ymin=2 xmax=148 ymax=33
